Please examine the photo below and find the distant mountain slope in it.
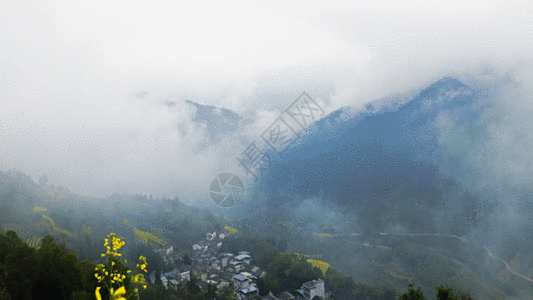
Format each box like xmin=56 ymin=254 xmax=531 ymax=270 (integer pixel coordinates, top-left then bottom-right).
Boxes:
xmin=185 ymin=100 xmax=243 ymax=142
xmin=256 ymin=77 xmax=491 ymax=236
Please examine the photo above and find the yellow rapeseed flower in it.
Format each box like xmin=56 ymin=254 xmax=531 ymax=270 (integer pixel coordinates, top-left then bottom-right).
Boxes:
xmin=306 ymin=259 xmax=331 ymax=276
xmin=95 ymin=232 xmax=149 ymax=300
xmin=95 ymin=287 xmax=102 ymax=300
xmin=112 ymin=286 xmax=127 ymax=300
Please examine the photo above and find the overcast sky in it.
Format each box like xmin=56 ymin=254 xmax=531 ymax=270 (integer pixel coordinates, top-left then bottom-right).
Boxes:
xmin=1 ymin=0 xmax=533 ymax=203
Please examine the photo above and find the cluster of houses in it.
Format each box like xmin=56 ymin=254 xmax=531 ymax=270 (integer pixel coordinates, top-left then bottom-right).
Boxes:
xmin=151 ymin=246 xmax=191 ymax=291
xmin=152 ymin=228 xmax=329 ymax=300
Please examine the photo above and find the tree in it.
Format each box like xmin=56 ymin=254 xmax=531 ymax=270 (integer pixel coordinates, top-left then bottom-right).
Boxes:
xmin=325 ymin=268 xmax=357 ymax=300
xmin=0 ymin=284 xmax=11 ymax=300
xmin=266 ymin=253 xmax=322 ymax=293
xmin=70 ymin=289 xmax=90 ymax=300
xmin=1 ymin=230 xmax=36 ymax=299
xmin=206 ymin=283 xmax=217 ymax=300
xmin=255 ymin=247 xmax=280 ymax=270
xmin=140 ymin=284 xmax=177 ymax=300
xmin=435 ymin=286 xmax=475 ymax=300
xmin=261 ymin=274 xmax=280 ymax=295
xmin=186 ymin=274 xmax=202 ymax=295
xmin=265 ymin=236 xmax=276 ymax=247
xmin=32 ymin=235 xmax=85 ymax=300
xmin=183 ymin=253 xmax=192 ymax=266
xmin=436 ymin=286 xmax=453 ymax=300
xmin=217 ymin=286 xmax=237 ymax=300
xmin=368 ymin=285 xmax=397 ymax=300
xmin=401 ymin=283 xmax=426 ymax=300
xmin=256 ymin=277 xmax=269 ymax=296
xmin=277 ymin=239 xmax=289 ymax=253
xmin=176 ymin=283 xmax=191 ymax=299
xmin=78 ymin=259 xmax=98 ymax=297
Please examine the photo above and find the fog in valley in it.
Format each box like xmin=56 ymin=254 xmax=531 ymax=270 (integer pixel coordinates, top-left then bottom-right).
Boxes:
xmin=2 ymin=1 xmax=533 ymax=299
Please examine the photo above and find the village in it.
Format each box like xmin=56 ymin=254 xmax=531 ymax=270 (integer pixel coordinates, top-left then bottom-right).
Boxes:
xmin=151 ymin=228 xmax=329 ymax=300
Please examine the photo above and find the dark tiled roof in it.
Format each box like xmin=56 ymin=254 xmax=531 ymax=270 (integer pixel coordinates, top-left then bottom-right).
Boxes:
xmin=252 ymin=269 xmax=265 ymax=277
xmin=232 ymin=274 xmax=249 ymax=281
xmin=235 ymin=254 xmax=251 ymax=260
xmin=239 ymin=285 xmax=258 ymax=294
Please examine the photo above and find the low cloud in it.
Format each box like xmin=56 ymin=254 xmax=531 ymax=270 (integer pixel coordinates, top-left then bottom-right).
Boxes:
xmin=1 ymin=0 xmax=532 ymax=206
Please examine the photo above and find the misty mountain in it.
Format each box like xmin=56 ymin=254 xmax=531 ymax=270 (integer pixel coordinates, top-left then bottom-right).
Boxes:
xmin=184 ymin=100 xmax=244 ymax=143
xmin=253 ymin=77 xmax=496 ymax=237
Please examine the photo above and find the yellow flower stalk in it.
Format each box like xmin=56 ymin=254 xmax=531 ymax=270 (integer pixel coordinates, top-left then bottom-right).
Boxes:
xmin=95 ymin=232 xmax=150 ymax=300
xmin=32 ymin=206 xmax=47 ymax=213
xmin=133 ymin=228 xmax=166 ymax=245
xmin=224 ymin=225 xmax=238 ymax=235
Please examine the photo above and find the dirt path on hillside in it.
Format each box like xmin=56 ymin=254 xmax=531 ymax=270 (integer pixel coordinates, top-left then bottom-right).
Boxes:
xmin=326 ymin=232 xmax=533 ymax=283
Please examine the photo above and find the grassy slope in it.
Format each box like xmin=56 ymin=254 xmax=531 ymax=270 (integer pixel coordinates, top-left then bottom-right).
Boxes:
xmin=329 ymin=237 xmax=533 ymax=299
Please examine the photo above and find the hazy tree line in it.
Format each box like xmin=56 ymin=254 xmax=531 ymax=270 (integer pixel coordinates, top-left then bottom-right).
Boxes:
xmin=0 ymin=230 xmax=97 ymax=299
xmin=0 ymin=169 xmax=478 ymax=299
xmin=0 ymin=227 xmax=477 ymax=300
